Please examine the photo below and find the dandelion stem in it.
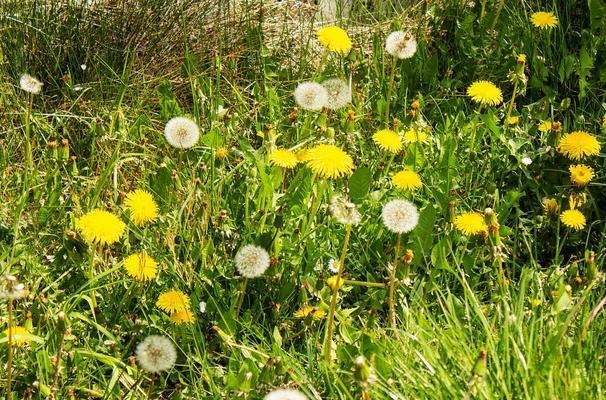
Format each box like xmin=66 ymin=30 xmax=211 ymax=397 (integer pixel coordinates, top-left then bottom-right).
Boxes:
xmin=6 ymin=299 xmax=14 ymax=400
xmin=49 ymin=329 xmax=67 ymax=399
xmin=235 ymin=277 xmax=248 ymax=320
xmin=384 ymin=56 xmax=397 ymax=125
xmin=505 ymin=81 xmax=518 ymax=122
xmin=146 ymin=374 xmax=155 ymax=400
xmin=388 ymin=233 xmax=401 ymax=338
xmin=324 ymin=224 xmax=352 ymax=364
xmin=302 ymin=178 xmax=326 ymax=238
xmin=344 ymin=279 xmax=386 ymax=288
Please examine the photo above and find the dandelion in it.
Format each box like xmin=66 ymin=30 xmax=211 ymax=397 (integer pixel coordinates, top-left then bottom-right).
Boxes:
xmin=531 ymin=11 xmax=558 ymax=29
xmin=235 ymin=245 xmax=270 ymax=278
xmin=329 ymin=195 xmax=361 ymax=225
xmin=403 ymin=129 xmax=429 ymax=144
xmin=561 ymin=209 xmax=586 ymax=230
xmin=215 ymin=147 xmax=229 ymax=159
xmin=294 ymin=82 xmax=328 ymax=111
xmin=124 ymin=189 xmax=158 ymax=226
xmin=3 ymin=326 xmax=30 ymax=346
xmin=521 ymin=157 xmax=533 ymax=166
xmin=321 ymin=78 xmax=352 ymax=110
xmin=294 ymin=306 xmax=326 ymax=320
xmin=156 ymin=290 xmax=191 ymax=314
xmin=542 ymin=198 xmax=559 ymax=215
xmin=381 ymin=199 xmax=419 ymax=234
xmin=170 ymin=309 xmax=194 ymax=324
xmin=506 ymin=116 xmax=519 ymax=125
xmin=326 ymin=275 xmax=345 ymax=290
xmin=269 ymin=149 xmax=299 ymax=169
xmin=164 ymin=117 xmax=200 ymax=149
xmin=569 ymin=164 xmax=595 ymax=186
xmin=19 ymin=74 xmax=43 ymax=94
xmin=538 ymin=121 xmax=552 ymax=133
xmin=304 ymin=144 xmax=354 ymax=179
xmin=264 ymin=389 xmax=308 ymax=400
xmin=316 ymin=26 xmax=352 ymax=54
xmin=124 ymin=253 xmax=158 ymax=281
xmin=558 ymin=131 xmax=601 ymax=160
xmin=392 ymin=170 xmax=422 ymax=190
xmin=385 ymin=31 xmax=417 ymax=59
xmin=517 ymin=54 xmax=527 ymax=65
xmin=373 ymin=129 xmax=402 ymax=153
xmin=75 ymin=209 xmax=126 ymax=246
xmin=467 ymin=80 xmax=503 ymax=106
xmin=455 ymin=212 xmax=488 ymax=235
xmin=0 ymin=276 xmax=27 ymax=300
xmin=136 ymin=335 xmax=177 ymax=373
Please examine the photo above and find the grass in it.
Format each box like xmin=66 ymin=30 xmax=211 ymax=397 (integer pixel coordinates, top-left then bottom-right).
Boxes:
xmin=0 ymin=0 xmax=605 ymax=399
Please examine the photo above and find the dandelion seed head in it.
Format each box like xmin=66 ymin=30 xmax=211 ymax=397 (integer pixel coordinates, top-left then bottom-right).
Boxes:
xmin=164 ymin=117 xmax=200 ymax=149
xmin=0 ymin=275 xmax=28 ymax=300
xmin=235 ymin=245 xmax=270 ymax=278
xmin=321 ymin=78 xmax=351 ymax=110
xmin=385 ymin=31 xmax=417 ymax=59
xmin=19 ymin=74 xmax=43 ymax=94
xmin=264 ymin=387 xmax=308 ymax=398
xmin=329 ymin=195 xmax=361 ymax=225
xmin=294 ymin=82 xmax=328 ymax=111
xmin=381 ymin=199 xmax=419 ymax=233
xmin=136 ymin=335 xmax=177 ymax=373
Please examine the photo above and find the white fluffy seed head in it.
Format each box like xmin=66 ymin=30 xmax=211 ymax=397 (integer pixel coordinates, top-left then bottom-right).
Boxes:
xmin=329 ymin=195 xmax=361 ymax=225
xmin=136 ymin=335 xmax=177 ymax=373
xmin=19 ymin=74 xmax=43 ymax=94
xmin=385 ymin=31 xmax=417 ymax=59
xmin=235 ymin=245 xmax=270 ymax=278
xmin=164 ymin=117 xmax=200 ymax=149
xmin=294 ymin=82 xmax=328 ymax=111
xmin=321 ymin=78 xmax=352 ymax=110
xmin=381 ymin=199 xmax=419 ymax=233
xmin=264 ymin=389 xmax=308 ymax=400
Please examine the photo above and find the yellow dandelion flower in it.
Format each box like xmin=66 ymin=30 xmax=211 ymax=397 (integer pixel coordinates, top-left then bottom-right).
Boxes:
xmin=326 ymin=275 xmax=345 ymax=290
xmin=215 ymin=147 xmax=229 ymax=159
xmin=558 ymin=131 xmax=601 ymax=160
xmin=542 ymin=198 xmax=560 ymax=215
xmin=316 ymin=26 xmax=352 ymax=54
xmin=75 ymin=209 xmax=126 ymax=246
xmin=312 ymin=309 xmax=327 ymax=319
xmin=538 ymin=121 xmax=552 ymax=133
xmin=403 ymin=129 xmax=430 ymax=144
xmin=4 ymin=326 xmax=30 ymax=346
xmin=305 ymin=144 xmax=354 ymax=179
xmin=294 ymin=306 xmax=314 ymax=318
xmin=156 ymin=290 xmax=191 ymax=314
xmin=170 ymin=309 xmax=194 ymax=324
xmin=269 ymin=149 xmax=299 ymax=169
xmin=467 ymin=80 xmax=503 ymax=106
xmin=569 ymin=164 xmax=595 ymax=187
xmin=454 ymin=212 xmax=488 ymax=235
xmin=124 ymin=189 xmax=158 ymax=226
xmin=373 ymin=129 xmax=402 ymax=153
xmin=561 ymin=209 xmax=586 ymax=230
xmin=506 ymin=116 xmax=519 ymax=125
xmin=124 ymin=252 xmax=158 ymax=281
xmin=531 ymin=11 xmax=558 ymax=29
xmin=517 ymin=54 xmax=526 ymax=65
xmin=392 ymin=170 xmax=422 ymax=190
xmin=296 ymin=149 xmax=311 ymax=162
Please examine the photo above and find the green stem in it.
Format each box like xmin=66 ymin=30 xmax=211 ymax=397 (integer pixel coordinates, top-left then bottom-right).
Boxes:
xmin=323 ymin=224 xmax=352 ymax=364
xmin=344 ymin=279 xmax=386 ymax=288
xmin=384 ymin=56 xmax=398 ymax=125
xmin=235 ymin=277 xmax=249 ymax=320
xmin=505 ymin=81 xmax=518 ymax=122
xmin=388 ymin=233 xmax=401 ymax=337
xmin=302 ymin=178 xmax=326 ymax=238
xmin=6 ymin=300 xmax=13 ymax=400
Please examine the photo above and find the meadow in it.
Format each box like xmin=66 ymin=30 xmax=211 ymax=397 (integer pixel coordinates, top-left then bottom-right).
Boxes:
xmin=1 ymin=0 xmax=605 ymax=399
